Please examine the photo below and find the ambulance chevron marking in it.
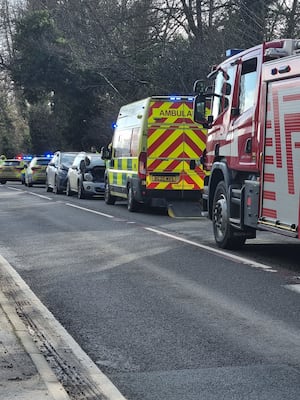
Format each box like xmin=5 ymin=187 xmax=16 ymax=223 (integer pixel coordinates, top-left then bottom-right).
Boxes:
xmin=147 ymin=128 xmax=178 ymax=154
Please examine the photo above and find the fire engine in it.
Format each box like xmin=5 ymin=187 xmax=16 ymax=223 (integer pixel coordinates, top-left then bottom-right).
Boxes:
xmin=193 ymin=39 xmax=300 ymax=249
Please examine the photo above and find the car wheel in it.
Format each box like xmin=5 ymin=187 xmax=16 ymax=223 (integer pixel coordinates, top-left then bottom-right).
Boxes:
xmin=78 ymin=182 xmax=85 ymax=199
xmin=66 ymin=180 xmax=72 ymax=196
xmin=46 ymin=176 xmax=52 ymax=192
xmin=104 ymin=180 xmax=116 ymax=205
xmin=127 ymin=184 xmax=139 ymax=212
xmin=53 ymin=176 xmax=62 ymax=194
xmin=0 ymin=180 xmax=6 ymax=184
xmin=28 ymin=181 xmax=33 ymax=187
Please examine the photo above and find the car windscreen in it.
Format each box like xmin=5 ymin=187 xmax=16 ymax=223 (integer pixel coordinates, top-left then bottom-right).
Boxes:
xmin=36 ymin=159 xmax=50 ymax=166
xmin=61 ymin=154 xmax=76 ymax=166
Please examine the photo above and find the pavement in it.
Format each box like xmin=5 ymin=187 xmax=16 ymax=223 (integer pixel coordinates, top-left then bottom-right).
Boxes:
xmin=0 ymin=287 xmax=71 ymax=400
xmin=0 ymin=253 xmax=127 ymax=400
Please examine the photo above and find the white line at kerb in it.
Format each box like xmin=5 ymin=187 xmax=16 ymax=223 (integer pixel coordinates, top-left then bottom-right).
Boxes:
xmin=66 ymin=203 xmax=114 ymax=218
xmin=145 ymin=227 xmax=277 ymax=273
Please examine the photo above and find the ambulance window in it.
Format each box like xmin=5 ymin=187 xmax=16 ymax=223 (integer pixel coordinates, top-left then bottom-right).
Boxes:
xmin=239 ymin=58 xmax=257 ymax=114
xmin=130 ymin=127 xmax=139 ymax=157
xmin=114 ymin=129 xmax=131 ymax=157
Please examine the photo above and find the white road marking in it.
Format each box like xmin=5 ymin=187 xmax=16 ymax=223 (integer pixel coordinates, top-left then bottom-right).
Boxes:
xmin=28 ymin=192 xmax=53 ymax=200
xmin=145 ymin=227 xmax=278 ymax=273
xmin=65 ymin=202 xmax=114 ymax=218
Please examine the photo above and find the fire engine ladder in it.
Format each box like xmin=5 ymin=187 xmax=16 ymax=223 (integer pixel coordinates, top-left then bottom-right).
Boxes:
xmin=167 ymin=200 xmax=208 ymax=219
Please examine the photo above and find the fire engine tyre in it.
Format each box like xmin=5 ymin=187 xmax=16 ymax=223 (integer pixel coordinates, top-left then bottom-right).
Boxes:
xmin=104 ymin=181 xmax=116 ymax=205
xmin=212 ymin=181 xmax=246 ymax=250
xmin=127 ymin=184 xmax=139 ymax=212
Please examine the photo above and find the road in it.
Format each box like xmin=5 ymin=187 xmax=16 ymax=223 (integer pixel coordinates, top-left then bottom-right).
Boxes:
xmin=0 ymin=182 xmax=299 ymax=400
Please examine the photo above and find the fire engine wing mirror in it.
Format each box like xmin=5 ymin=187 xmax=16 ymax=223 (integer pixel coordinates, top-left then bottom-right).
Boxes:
xmin=193 ymin=79 xmax=206 ymax=94
xmin=193 ymin=94 xmax=210 ymax=126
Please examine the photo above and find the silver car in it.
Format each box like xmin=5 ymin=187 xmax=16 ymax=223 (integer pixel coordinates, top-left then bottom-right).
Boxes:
xmin=66 ymin=152 xmax=106 ymax=199
xmin=46 ymin=151 xmax=78 ymax=194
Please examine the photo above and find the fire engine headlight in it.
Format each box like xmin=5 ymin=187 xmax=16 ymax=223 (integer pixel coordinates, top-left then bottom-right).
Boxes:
xmin=84 ymin=172 xmax=93 ymax=181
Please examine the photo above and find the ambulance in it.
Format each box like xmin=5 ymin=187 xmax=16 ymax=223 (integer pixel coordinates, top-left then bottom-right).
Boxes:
xmin=102 ymin=95 xmax=208 ymax=212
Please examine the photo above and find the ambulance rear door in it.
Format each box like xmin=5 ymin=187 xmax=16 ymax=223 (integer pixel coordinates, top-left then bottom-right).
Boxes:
xmin=146 ymin=96 xmax=207 ymax=195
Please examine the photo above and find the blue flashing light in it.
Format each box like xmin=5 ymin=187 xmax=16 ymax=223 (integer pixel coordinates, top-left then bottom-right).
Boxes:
xmin=44 ymin=153 xmax=53 ymax=158
xmin=23 ymin=155 xmax=33 ymax=160
xmin=226 ymin=48 xmax=244 ymax=57
xmin=169 ymin=96 xmax=182 ymax=101
xmin=112 ymin=122 xmax=117 ymax=129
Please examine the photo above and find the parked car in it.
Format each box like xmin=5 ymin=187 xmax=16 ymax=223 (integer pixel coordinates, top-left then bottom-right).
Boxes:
xmin=0 ymin=159 xmax=27 ymax=184
xmin=24 ymin=157 xmax=50 ymax=187
xmin=66 ymin=152 xmax=106 ymax=199
xmin=46 ymin=151 xmax=78 ymax=194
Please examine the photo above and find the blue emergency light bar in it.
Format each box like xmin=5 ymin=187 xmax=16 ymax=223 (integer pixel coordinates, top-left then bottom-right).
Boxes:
xmin=226 ymin=48 xmax=244 ymax=57
xmin=169 ymin=96 xmax=194 ymax=102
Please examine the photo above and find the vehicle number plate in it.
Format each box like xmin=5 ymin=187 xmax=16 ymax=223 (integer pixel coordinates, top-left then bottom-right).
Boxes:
xmin=151 ymin=175 xmax=178 ymax=183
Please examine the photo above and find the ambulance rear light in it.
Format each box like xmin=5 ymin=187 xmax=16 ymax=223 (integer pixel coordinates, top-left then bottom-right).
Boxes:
xmin=138 ymin=152 xmax=147 ymax=179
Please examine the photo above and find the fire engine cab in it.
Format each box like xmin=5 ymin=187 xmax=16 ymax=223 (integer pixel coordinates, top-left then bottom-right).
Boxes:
xmin=194 ymin=39 xmax=300 ymax=249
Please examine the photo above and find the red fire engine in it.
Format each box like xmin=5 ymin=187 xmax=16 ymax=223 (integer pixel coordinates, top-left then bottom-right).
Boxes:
xmin=194 ymin=39 xmax=300 ymax=249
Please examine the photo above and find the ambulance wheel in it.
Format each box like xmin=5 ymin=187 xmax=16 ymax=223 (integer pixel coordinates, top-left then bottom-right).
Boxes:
xmin=127 ymin=184 xmax=139 ymax=212
xmin=212 ymin=181 xmax=246 ymax=250
xmin=104 ymin=181 xmax=116 ymax=205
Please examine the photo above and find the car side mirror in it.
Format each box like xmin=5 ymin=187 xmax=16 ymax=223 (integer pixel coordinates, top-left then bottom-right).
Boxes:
xmin=101 ymin=146 xmax=112 ymax=160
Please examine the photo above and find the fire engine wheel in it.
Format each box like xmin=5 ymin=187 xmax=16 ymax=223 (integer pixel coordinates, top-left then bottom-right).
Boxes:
xmin=212 ymin=181 xmax=246 ymax=250
xmin=127 ymin=184 xmax=139 ymax=212
xmin=104 ymin=181 xmax=116 ymax=205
